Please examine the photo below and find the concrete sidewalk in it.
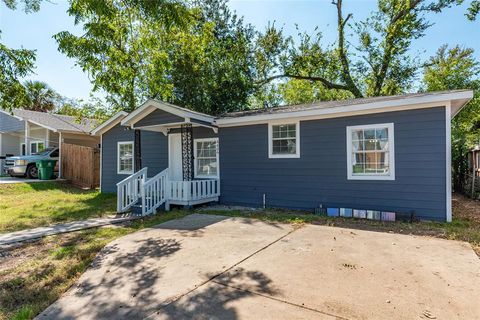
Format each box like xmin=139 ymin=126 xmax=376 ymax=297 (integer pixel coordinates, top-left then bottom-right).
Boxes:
xmin=0 ymin=177 xmax=65 ymax=184
xmin=0 ymin=216 xmax=139 ymax=245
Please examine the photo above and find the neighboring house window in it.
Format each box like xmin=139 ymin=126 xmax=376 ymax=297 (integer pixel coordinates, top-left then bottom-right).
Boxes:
xmin=30 ymin=141 xmax=45 ymax=154
xmin=346 ymin=123 xmax=395 ymax=180
xmin=194 ymin=138 xmax=219 ymax=178
xmin=117 ymin=141 xmax=134 ymax=174
xmin=268 ymin=121 xmax=300 ymax=158
xmin=20 ymin=143 xmax=26 ymax=156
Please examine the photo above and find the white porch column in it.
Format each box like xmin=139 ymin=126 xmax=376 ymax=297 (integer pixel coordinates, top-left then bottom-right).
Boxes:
xmin=45 ymin=128 xmax=50 ymax=148
xmin=24 ymin=121 xmax=30 ymax=155
xmin=58 ymin=132 xmax=62 ymax=179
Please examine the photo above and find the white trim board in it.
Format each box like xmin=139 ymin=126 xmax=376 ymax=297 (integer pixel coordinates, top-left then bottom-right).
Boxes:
xmin=121 ymin=99 xmax=215 ymax=127
xmin=216 ymin=91 xmax=473 ymax=127
xmin=91 ymin=111 xmax=128 ymax=136
xmin=99 ymin=134 xmax=103 ymax=192
xmin=445 ymin=104 xmax=452 ymax=222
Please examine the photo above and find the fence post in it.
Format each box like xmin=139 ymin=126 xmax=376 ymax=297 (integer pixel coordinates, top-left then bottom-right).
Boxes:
xmin=473 ymin=165 xmax=476 ymax=199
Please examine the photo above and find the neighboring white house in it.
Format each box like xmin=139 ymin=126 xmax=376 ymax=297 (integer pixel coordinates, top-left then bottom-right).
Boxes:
xmin=0 ymin=109 xmax=99 ymax=175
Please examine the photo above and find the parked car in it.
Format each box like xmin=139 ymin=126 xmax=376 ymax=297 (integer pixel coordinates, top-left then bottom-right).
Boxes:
xmin=4 ymin=147 xmax=59 ymax=179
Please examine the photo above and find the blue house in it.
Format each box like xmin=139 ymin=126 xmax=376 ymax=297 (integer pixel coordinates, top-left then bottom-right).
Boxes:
xmin=92 ymin=90 xmax=473 ymax=222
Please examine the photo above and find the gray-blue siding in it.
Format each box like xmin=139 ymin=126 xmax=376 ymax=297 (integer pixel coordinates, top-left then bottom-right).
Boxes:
xmin=101 ymin=124 xmax=135 ymax=193
xmin=136 ymin=109 xmax=183 ymax=127
xmin=218 ymin=107 xmax=447 ymax=221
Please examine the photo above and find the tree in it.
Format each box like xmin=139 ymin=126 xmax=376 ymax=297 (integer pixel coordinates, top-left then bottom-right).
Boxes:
xmin=56 ymin=96 xmax=113 ymax=122
xmin=22 ymin=80 xmax=59 ymax=112
xmin=423 ymin=45 xmax=480 ymax=191
xmin=55 ymin=0 xmax=256 ymax=115
xmin=0 ymin=0 xmax=40 ymax=111
xmin=463 ymin=0 xmax=480 ymax=20
xmin=258 ymin=0 xmax=460 ymax=101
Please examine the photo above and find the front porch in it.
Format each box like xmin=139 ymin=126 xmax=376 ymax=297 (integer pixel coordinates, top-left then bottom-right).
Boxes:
xmin=115 ymin=100 xmax=220 ymax=215
xmin=117 ymin=167 xmax=220 ymax=215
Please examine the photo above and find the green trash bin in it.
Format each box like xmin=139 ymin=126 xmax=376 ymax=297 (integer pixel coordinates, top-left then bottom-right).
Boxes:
xmin=36 ymin=160 xmax=57 ymax=180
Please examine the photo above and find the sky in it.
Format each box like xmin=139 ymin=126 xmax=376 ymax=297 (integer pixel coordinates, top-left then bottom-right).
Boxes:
xmin=0 ymin=0 xmax=479 ymax=102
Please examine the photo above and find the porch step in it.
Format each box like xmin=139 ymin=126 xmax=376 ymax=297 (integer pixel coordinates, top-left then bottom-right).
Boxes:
xmin=130 ymin=198 xmax=166 ymax=215
xmin=130 ymin=204 xmax=144 ymax=215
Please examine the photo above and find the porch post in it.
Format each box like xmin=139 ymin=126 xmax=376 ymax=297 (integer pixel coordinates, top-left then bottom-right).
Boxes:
xmin=24 ymin=121 xmax=30 ymax=155
xmin=134 ymin=129 xmax=142 ymax=172
xmin=181 ymin=123 xmax=193 ymax=181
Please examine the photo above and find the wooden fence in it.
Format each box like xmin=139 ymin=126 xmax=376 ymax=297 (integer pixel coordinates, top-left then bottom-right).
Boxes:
xmin=61 ymin=143 xmax=100 ymax=189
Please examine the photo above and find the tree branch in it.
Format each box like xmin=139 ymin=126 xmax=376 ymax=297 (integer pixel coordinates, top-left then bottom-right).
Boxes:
xmin=374 ymin=0 xmax=422 ymax=95
xmin=257 ymin=74 xmax=351 ymax=91
xmin=334 ymin=0 xmax=363 ymax=98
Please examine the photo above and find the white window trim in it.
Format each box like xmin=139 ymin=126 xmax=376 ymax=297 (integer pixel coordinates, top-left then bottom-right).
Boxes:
xmin=117 ymin=141 xmax=134 ymax=175
xmin=268 ymin=120 xmax=300 ymax=159
xmin=194 ymin=137 xmax=219 ymax=179
xmin=346 ymin=123 xmax=395 ymax=181
xmin=30 ymin=140 xmax=45 ymax=154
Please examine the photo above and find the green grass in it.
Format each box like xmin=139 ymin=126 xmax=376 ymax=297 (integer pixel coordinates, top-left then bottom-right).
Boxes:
xmin=0 ymin=182 xmax=117 ymax=233
xmin=0 ymin=210 xmax=190 ymax=320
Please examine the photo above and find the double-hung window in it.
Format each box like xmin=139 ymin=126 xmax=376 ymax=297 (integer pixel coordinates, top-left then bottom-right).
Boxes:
xmin=347 ymin=123 xmax=395 ymax=180
xmin=117 ymin=141 xmax=134 ymax=174
xmin=194 ymin=138 xmax=219 ymax=178
xmin=268 ymin=121 xmax=300 ymax=158
xmin=30 ymin=141 xmax=45 ymax=154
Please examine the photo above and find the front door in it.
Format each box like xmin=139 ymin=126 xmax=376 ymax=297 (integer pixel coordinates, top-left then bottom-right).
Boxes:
xmin=168 ymin=133 xmax=183 ymax=181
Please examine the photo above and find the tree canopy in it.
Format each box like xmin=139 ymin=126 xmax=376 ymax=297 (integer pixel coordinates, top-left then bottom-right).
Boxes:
xmin=255 ymin=0 xmax=468 ymax=106
xmin=54 ymin=0 xmax=257 ymax=115
xmin=423 ymin=45 xmax=480 ymax=190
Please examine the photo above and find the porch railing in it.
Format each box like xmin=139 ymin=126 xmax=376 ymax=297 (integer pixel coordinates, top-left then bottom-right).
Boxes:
xmin=116 ymin=167 xmax=147 ymax=213
xmin=141 ymin=168 xmax=169 ymax=215
xmin=117 ymin=167 xmax=220 ymax=215
xmin=168 ymin=179 xmax=220 ymax=202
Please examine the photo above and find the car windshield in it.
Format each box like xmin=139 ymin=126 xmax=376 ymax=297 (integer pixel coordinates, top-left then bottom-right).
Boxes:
xmin=33 ymin=148 xmax=56 ymax=156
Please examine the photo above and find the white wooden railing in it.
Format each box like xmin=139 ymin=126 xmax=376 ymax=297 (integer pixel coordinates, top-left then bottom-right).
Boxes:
xmin=168 ymin=179 xmax=220 ymax=202
xmin=117 ymin=167 xmax=220 ymax=215
xmin=116 ymin=167 xmax=147 ymax=213
xmin=141 ymin=168 xmax=168 ymax=215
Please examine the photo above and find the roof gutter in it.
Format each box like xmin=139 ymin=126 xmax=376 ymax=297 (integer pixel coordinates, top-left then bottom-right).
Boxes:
xmin=216 ymin=91 xmax=474 ymax=127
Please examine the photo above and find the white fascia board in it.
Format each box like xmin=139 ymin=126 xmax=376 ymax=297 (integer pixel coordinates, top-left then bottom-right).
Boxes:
xmin=121 ymin=99 xmax=214 ymax=127
xmin=216 ymin=91 xmax=474 ymax=127
xmin=91 ymin=111 xmax=128 ymax=136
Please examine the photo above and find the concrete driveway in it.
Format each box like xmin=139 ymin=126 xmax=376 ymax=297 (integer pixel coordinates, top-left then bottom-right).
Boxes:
xmin=39 ymin=214 xmax=480 ymax=320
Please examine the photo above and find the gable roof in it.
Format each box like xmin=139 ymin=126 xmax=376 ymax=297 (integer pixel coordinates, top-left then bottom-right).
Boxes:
xmin=0 ymin=110 xmax=24 ymax=133
xmin=121 ymin=99 xmax=215 ymax=127
xmin=12 ymin=109 xmax=98 ymax=134
xmin=91 ymin=111 xmax=128 ymax=136
xmin=93 ymin=90 xmax=474 ymax=134
xmin=217 ymin=90 xmax=473 ymax=126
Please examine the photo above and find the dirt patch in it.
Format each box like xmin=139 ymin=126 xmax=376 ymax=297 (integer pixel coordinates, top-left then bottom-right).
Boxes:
xmin=453 ymin=193 xmax=480 ymax=223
